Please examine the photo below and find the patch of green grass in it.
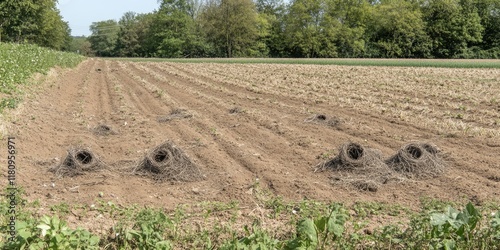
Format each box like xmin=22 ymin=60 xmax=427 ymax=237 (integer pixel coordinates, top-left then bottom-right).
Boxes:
xmin=1 ymin=186 xmax=499 ymax=249
xmin=111 ymin=57 xmax=500 ymax=68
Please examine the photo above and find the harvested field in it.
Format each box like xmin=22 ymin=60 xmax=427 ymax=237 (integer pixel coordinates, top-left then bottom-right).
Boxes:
xmin=7 ymin=59 xmax=500 ymax=211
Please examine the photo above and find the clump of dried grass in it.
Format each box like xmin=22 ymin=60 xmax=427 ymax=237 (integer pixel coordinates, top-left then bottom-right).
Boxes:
xmin=319 ymin=142 xmax=397 ymax=192
xmin=157 ymin=109 xmax=193 ymax=123
xmin=50 ymin=146 xmax=104 ymax=177
xmin=385 ymin=142 xmax=445 ymax=179
xmin=133 ymin=141 xmax=203 ymax=182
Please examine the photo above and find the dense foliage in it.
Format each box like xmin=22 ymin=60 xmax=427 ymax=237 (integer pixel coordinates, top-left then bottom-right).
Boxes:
xmin=81 ymin=0 xmax=500 ymax=58
xmin=0 ymin=0 xmax=72 ymax=51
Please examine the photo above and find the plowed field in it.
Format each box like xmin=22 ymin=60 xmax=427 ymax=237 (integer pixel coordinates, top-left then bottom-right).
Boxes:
xmin=8 ymin=59 xmax=500 ymax=210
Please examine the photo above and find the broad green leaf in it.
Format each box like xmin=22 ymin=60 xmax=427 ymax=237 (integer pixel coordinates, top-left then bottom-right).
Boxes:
xmin=297 ymin=219 xmax=318 ymax=247
xmin=37 ymin=224 xmax=50 ymax=237
xmin=430 ymin=213 xmax=448 ymax=226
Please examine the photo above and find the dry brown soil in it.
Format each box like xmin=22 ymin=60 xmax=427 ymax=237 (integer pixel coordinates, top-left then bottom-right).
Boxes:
xmin=5 ymin=59 xmax=500 ymax=213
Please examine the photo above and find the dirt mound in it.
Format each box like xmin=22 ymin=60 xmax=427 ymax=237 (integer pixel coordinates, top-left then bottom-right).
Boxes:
xmin=386 ymin=142 xmax=446 ymax=179
xmin=133 ymin=141 xmax=203 ymax=182
xmin=157 ymin=108 xmax=192 ymax=123
xmin=319 ymin=142 xmax=396 ymax=192
xmin=50 ymin=147 xmax=104 ymax=177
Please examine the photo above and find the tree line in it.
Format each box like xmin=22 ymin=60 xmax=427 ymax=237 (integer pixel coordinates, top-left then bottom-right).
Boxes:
xmin=0 ymin=0 xmax=72 ymax=51
xmin=84 ymin=0 xmax=500 ymax=58
xmin=1 ymin=0 xmax=498 ymax=58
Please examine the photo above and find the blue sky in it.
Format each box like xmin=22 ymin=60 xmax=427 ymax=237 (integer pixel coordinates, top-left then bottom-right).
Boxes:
xmin=57 ymin=0 xmax=160 ymax=36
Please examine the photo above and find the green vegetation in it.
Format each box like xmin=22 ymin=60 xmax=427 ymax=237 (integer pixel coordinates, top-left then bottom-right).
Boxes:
xmin=112 ymin=57 xmax=500 ymax=68
xmin=0 ymin=0 xmax=72 ymax=51
xmin=0 ymin=43 xmax=84 ymax=111
xmin=1 ymin=187 xmax=499 ymax=249
xmin=83 ymin=0 xmax=500 ymax=59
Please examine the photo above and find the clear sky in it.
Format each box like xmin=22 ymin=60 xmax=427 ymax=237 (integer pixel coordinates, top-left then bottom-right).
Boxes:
xmin=57 ymin=0 xmax=160 ymax=37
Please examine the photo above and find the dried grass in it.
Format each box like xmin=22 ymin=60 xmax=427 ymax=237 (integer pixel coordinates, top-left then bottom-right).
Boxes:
xmin=50 ymin=146 xmax=104 ymax=177
xmin=133 ymin=141 xmax=203 ymax=182
xmin=385 ymin=142 xmax=446 ymax=179
xmin=319 ymin=142 xmax=397 ymax=192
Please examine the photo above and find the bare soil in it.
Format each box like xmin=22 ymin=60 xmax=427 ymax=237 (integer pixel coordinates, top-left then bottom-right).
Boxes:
xmin=6 ymin=59 xmax=500 ymax=214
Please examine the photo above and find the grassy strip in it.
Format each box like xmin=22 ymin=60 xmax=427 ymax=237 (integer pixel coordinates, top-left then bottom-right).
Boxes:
xmin=110 ymin=57 xmax=500 ymax=68
xmin=0 ymin=43 xmax=84 ymax=111
xmin=1 ymin=186 xmax=499 ymax=249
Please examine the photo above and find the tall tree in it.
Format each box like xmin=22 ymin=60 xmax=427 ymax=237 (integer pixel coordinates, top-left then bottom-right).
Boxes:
xmin=88 ymin=20 xmax=120 ymax=57
xmin=200 ymin=0 xmax=260 ymax=57
xmin=255 ymin=0 xmax=288 ymax=57
xmin=284 ymin=0 xmax=339 ymax=58
xmin=0 ymin=0 xmax=70 ymax=49
xmin=422 ymin=0 xmax=483 ymax=58
xmin=367 ymin=0 xmax=431 ymax=58
xmin=327 ymin=0 xmax=370 ymax=58
xmin=115 ymin=12 xmax=141 ymax=57
xmin=476 ymin=0 xmax=500 ymax=54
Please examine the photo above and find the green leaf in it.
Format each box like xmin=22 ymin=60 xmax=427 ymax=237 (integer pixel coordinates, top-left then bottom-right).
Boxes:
xmin=37 ymin=224 xmax=51 ymax=237
xmin=314 ymin=217 xmax=326 ymax=233
xmin=431 ymin=213 xmax=448 ymax=226
xmin=327 ymin=206 xmax=348 ymax=238
xmin=443 ymin=239 xmax=456 ymax=250
xmin=297 ymin=219 xmax=318 ymax=247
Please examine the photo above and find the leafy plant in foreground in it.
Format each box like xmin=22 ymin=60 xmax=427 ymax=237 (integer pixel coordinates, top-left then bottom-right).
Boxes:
xmin=285 ymin=203 xmax=348 ymax=250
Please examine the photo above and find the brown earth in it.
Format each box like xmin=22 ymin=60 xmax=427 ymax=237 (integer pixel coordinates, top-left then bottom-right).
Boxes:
xmin=5 ymin=59 xmax=500 ymax=215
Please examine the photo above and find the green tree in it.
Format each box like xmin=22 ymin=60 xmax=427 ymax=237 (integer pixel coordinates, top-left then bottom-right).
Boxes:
xmin=328 ymin=0 xmax=370 ymax=58
xmin=88 ymin=20 xmax=120 ymax=57
xmin=422 ymin=0 xmax=483 ymax=58
xmin=115 ymin=12 xmax=141 ymax=57
xmin=367 ymin=0 xmax=431 ymax=58
xmin=475 ymin=0 xmax=500 ymax=56
xmin=0 ymin=0 xmax=70 ymax=50
xmin=284 ymin=0 xmax=339 ymax=58
xmin=200 ymin=0 xmax=260 ymax=57
xmin=255 ymin=0 xmax=288 ymax=57
xmin=68 ymin=36 xmax=92 ymax=55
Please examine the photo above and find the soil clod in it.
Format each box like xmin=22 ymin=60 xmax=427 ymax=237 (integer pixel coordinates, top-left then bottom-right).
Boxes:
xmin=305 ymin=114 xmax=341 ymax=127
xmin=229 ymin=107 xmax=243 ymax=114
xmin=93 ymin=124 xmax=116 ymax=136
xmin=157 ymin=109 xmax=193 ymax=123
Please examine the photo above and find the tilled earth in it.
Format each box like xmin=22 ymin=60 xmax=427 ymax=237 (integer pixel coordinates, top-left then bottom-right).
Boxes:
xmin=6 ymin=59 xmax=500 ymax=213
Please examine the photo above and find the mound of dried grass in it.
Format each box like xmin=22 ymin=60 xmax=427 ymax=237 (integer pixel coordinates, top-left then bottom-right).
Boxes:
xmin=50 ymin=147 xmax=104 ymax=177
xmin=385 ymin=142 xmax=445 ymax=179
xmin=157 ymin=109 xmax=193 ymax=123
xmin=133 ymin=141 xmax=203 ymax=182
xmin=319 ymin=142 xmax=397 ymax=192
